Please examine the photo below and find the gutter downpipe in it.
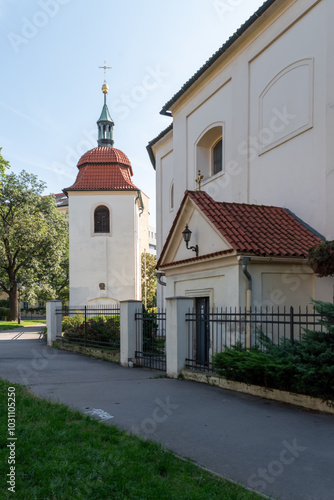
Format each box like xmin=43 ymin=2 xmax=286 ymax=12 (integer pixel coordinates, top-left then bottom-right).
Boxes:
xmin=135 ymin=190 xmax=144 ymax=216
xmin=242 ymin=257 xmax=252 ymax=349
xmin=156 ymin=271 xmax=166 ymax=287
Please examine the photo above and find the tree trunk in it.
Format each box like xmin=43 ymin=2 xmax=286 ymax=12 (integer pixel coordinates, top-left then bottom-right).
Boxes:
xmin=8 ymin=285 xmax=18 ymax=322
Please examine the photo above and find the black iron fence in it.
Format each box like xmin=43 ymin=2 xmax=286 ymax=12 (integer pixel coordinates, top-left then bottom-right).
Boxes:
xmin=185 ymin=305 xmax=325 ymax=372
xmin=56 ymin=304 xmax=120 ymax=350
xmin=135 ymin=309 xmax=166 ymax=371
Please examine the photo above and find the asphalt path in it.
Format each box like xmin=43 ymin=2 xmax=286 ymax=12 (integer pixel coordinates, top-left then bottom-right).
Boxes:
xmin=0 ymin=329 xmax=333 ymax=500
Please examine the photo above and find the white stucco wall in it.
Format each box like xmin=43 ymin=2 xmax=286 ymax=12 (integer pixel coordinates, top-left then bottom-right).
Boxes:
xmin=163 ymin=258 xmax=322 ymax=311
xmin=169 ymin=264 xmax=239 ymax=309
xmin=153 ymin=0 xmax=334 ymax=306
xmin=68 ymin=191 xmax=140 ymax=305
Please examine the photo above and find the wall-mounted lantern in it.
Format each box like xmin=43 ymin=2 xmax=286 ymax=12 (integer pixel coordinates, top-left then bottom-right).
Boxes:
xmin=182 ymin=225 xmax=199 ymax=257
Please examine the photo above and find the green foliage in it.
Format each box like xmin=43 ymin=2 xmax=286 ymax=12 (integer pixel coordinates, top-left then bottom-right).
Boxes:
xmin=0 ymin=306 xmax=10 ymax=318
xmin=0 ymin=148 xmax=9 ymax=184
xmin=213 ymin=301 xmax=334 ymax=400
xmin=141 ymin=306 xmax=165 ymax=354
xmin=0 ymin=299 xmax=10 ymax=318
xmin=63 ymin=316 xmax=120 ymax=346
xmin=213 ymin=340 xmax=301 ymax=392
xmin=62 ymin=315 xmax=84 ymax=331
xmin=295 ymin=300 xmax=334 ymax=398
xmin=0 ymin=169 xmax=69 ymax=319
xmin=308 ymin=240 xmax=334 ymax=277
xmin=141 ymin=252 xmax=157 ymax=309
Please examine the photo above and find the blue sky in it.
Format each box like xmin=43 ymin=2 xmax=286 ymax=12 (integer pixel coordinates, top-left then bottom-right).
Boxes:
xmin=1 ymin=0 xmax=264 ymax=224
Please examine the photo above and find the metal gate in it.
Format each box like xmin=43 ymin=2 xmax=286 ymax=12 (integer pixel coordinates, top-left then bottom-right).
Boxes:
xmin=135 ymin=309 xmax=166 ymax=371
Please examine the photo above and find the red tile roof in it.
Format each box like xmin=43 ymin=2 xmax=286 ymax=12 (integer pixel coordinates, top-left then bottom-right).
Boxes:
xmin=78 ymin=146 xmax=133 ymax=174
xmin=65 ymin=146 xmax=138 ymax=193
xmin=159 ymin=249 xmax=234 ymax=269
xmin=158 ymin=191 xmax=323 ymax=268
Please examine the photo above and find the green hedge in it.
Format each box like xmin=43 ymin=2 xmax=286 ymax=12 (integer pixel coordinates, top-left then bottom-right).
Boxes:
xmin=62 ymin=316 xmax=120 ymax=346
xmin=0 ymin=306 xmax=10 ymax=318
xmin=213 ymin=300 xmax=334 ymax=400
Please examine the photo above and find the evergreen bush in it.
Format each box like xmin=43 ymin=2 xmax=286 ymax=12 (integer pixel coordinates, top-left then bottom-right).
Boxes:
xmin=213 ymin=301 xmax=334 ymax=400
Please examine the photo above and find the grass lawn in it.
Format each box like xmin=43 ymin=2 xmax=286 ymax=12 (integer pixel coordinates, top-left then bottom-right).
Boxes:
xmin=0 ymin=378 xmax=264 ymax=500
xmin=0 ymin=320 xmax=46 ymax=331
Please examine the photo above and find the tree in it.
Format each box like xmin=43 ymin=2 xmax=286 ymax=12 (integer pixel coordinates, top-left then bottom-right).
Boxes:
xmin=0 ymin=169 xmax=69 ymax=320
xmin=141 ymin=251 xmax=157 ymax=310
xmin=308 ymin=241 xmax=334 ymax=277
xmin=0 ymin=148 xmax=9 ymax=184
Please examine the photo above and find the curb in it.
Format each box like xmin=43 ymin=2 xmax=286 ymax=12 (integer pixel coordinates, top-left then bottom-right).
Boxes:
xmin=181 ymin=369 xmax=334 ymax=415
xmin=53 ymin=342 xmax=120 ymax=364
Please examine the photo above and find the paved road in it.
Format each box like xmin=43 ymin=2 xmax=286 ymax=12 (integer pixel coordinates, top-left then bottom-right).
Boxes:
xmin=0 ymin=325 xmax=45 ymax=340
xmin=0 ymin=331 xmax=333 ymax=500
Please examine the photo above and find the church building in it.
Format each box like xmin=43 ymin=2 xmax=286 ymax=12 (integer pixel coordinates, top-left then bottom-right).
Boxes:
xmin=148 ymin=0 xmax=334 ymax=311
xmin=64 ymin=75 xmax=149 ymax=306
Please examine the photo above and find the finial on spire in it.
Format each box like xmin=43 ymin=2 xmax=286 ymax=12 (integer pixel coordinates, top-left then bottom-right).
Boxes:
xmin=97 ymin=61 xmax=114 ymax=147
xmin=99 ymin=60 xmax=111 ymax=83
xmin=99 ymin=60 xmax=111 ymax=94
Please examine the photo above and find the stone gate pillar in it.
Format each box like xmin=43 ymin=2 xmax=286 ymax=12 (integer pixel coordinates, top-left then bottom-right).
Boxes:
xmin=120 ymin=300 xmax=142 ymax=367
xmin=46 ymin=300 xmax=62 ymax=346
xmin=166 ymin=296 xmax=194 ymax=378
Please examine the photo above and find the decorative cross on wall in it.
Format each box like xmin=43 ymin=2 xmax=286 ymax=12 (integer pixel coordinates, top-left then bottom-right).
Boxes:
xmin=195 ymin=170 xmax=204 ymax=191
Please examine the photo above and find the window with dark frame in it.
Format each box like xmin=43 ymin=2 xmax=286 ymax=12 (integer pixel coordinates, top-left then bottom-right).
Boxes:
xmin=213 ymin=138 xmax=223 ymax=175
xmin=170 ymin=182 xmax=174 ymax=210
xmin=94 ymin=205 xmax=110 ymax=233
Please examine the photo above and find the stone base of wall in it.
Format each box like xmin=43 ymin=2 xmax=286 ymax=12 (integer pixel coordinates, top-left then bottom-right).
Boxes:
xmin=54 ymin=343 xmax=120 ymax=364
xmin=181 ymin=369 xmax=334 ymax=415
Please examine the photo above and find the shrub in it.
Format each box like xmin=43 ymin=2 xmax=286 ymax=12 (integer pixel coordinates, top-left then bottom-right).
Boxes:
xmin=213 ymin=340 xmax=300 ymax=391
xmin=308 ymin=241 xmax=334 ymax=277
xmin=0 ymin=306 xmax=10 ymax=319
xmin=62 ymin=315 xmax=84 ymax=331
xmin=141 ymin=306 xmax=165 ymax=354
xmin=62 ymin=316 xmax=120 ymax=346
xmin=296 ymin=300 xmax=334 ymax=398
xmin=213 ymin=302 xmax=334 ymax=400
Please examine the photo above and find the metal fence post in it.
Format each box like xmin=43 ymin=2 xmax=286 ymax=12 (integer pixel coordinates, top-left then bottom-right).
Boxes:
xmin=290 ymin=306 xmax=294 ymax=344
xmin=84 ymin=305 xmax=87 ymax=347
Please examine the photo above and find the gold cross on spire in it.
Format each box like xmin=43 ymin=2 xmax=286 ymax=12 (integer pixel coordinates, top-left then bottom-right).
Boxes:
xmin=195 ymin=170 xmax=204 ymax=191
xmin=99 ymin=60 xmax=111 ymax=83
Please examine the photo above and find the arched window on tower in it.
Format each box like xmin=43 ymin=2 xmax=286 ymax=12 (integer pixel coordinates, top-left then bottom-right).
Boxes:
xmin=94 ymin=205 xmax=110 ymax=233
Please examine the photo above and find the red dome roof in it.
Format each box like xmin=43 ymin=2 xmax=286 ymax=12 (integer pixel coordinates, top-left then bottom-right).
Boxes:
xmin=78 ymin=146 xmax=132 ymax=173
xmin=64 ymin=146 xmax=138 ymax=193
